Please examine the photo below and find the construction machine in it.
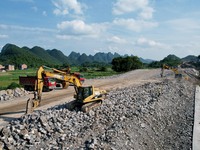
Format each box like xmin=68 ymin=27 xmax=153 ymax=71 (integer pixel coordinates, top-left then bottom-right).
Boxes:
xmin=51 ymin=66 xmax=85 ymax=88
xmin=26 ymin=66 xmax=106 ymax=114
xmin=161 ymin=64 xmax=182 ymax=78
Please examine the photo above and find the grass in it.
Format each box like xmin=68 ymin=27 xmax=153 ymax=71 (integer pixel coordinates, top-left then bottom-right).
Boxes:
xmin=0 ymin=69 xmax=36 ymax=90
xmin=0 ymin=66 xmax=118 ymax=90
xmin=81 ymin=69 xmax=118 ymax=78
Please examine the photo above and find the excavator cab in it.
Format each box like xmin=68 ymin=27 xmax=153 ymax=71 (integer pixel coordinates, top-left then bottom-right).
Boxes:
xmin=76 ymin=86 xmax=93 ymax=102
xmin=74 ymin=86 xmax=106 ymax=112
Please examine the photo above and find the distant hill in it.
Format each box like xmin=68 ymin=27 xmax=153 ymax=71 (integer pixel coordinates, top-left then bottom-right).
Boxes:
xmin=148 ymin=54 xmax=182 ymax=68
xmin=47 ymin=49 xmax=69 ymax=64
xmin=181 ymin=55 xmax=198 ymax=62
xmin=30 ymin=46 xmax=62 ymax=65
xmin=0 ymin=43 xmax=122 ymax=67
xmin=160 ymin=54 xmax=182 ymax=65
xmin=139 ymin=57 xmax=154 ymax=64
xmin=0 ymin=44 xmax=48 ymax=67
xmin=67 ymin=51 xmax=121 ymax=65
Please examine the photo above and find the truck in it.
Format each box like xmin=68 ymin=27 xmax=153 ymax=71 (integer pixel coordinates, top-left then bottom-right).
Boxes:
xmin=19 ymin=76 xmax=56 ymax=92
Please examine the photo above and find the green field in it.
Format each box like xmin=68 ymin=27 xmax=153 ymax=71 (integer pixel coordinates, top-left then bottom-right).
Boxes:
xmin=0 ymin=66 xmax=118 ymax=90
xmin=0 ymin=69 xmax=36 ymax=90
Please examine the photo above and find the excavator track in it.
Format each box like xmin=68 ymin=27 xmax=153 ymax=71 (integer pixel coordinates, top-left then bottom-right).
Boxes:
xmin=81 ymin=100 xmax=102 ymax=113
xmin=66 ymin=100 xmax=103 ymax=112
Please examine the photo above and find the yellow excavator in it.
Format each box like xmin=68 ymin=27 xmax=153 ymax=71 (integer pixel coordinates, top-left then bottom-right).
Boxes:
xmin=26 ymin=66 xmax=107 ymax=114
xmin=161 ymin=64 xmax=182 ymax=78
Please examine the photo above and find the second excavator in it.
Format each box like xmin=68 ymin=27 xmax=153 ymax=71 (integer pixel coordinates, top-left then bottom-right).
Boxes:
xmin=161 ymin=64 xmax=183 ymax=78
xmin=26 ymin=66 xmax=107 ymax=114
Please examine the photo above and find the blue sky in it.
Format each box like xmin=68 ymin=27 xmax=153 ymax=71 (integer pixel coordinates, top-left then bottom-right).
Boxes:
xmin=0 ymin=0 xmax=200 ymax=60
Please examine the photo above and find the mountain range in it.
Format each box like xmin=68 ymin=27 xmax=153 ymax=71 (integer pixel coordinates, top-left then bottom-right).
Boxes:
xmin=0 ymin=43 xmax=153 ymax=67
xmin=0 ymin=43 xmax=199 ymax=68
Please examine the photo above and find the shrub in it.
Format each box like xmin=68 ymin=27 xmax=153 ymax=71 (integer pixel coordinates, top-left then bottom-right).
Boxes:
xmin=79 ymin=67 xmax=88 ymax=72
xmin=99 ymin=66 xmax=107 ymax=72
xmin=7 ymin=82 xmax=21 ymax=89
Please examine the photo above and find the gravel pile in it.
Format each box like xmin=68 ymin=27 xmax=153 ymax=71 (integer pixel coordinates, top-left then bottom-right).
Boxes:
xmin=0 ymin=79 xmax=195 ymax=150
xmin=0 ymin=88 xmax=30 ymax=102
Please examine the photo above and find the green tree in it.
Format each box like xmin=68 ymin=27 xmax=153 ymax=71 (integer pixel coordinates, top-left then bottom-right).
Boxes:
xmin=111 ymin=56 xmax=143 ymax=72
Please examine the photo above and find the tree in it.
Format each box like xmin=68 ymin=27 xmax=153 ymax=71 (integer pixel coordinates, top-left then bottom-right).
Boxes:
xmin=111 ymin=56 xmax=143 ymax=72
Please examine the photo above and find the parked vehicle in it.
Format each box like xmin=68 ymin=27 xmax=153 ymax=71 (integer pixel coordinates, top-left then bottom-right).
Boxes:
xmin=19 ymin=76 xmax=56 ymax=92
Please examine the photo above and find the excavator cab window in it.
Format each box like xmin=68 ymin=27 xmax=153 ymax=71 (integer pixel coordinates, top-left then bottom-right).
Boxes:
xmin=77 ymin=86 xmax=93 ymax=102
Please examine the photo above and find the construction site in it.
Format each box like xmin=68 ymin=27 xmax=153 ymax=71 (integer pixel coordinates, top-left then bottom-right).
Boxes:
xmin=0 ymin=67 xmax=199 ymax=150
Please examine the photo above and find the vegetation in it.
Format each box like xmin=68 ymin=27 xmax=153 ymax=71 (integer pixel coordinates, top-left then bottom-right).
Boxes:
xmin=7 ymin=82 xmax=21 ymax=89
xmin=79 ymin=67 xmax=118 ymax=79
xmin=0 ymin=69 xmax=36 ymax=90
xmin=0 ymin=44 xmax=49 ymax=68
xmin=111 ymin=56 xmax=143 ymax=72
xmin=148 ymin=54 xmax=182 ymax=68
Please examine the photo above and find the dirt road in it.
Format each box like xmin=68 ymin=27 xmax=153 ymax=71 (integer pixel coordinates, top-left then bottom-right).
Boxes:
xmin=0 ymin=69 xmax=162 ymax=128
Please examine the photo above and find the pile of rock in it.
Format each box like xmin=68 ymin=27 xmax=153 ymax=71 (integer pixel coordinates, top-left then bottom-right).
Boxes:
xmin=0 ymin=88 xmax=30 ymax=102
xmin=0 ymin=79 xmax=195 ymax=149
xmin=184 ymin=68 xmax=199 ymax=78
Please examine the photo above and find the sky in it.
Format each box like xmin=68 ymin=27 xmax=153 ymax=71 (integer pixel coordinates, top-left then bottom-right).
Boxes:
xmin=0 ymin=0 xmax=200 ymax=60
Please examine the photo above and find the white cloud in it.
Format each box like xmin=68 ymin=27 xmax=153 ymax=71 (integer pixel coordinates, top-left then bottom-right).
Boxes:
xmin=57 ymin=20 xmax=107 ymax=37
xmin=113 ymin=18 xmax=158 ymax=32
xmin=107 ymin=36 xmax=127 ymax=44
xmin=52 ymin=0 xmax=84 ymax=16
xmin=136 ymin=37 xmax=162 ymax=47
xmin=139 ymin=6 xmax=154 ymax=20
xmin=57 ymin=20 xmax=95 ymax=35
xmin=113 ymin=0 xmax=154 ymax=19
xmin=0 ymin=24 xmax=56 ymax=32
xmin=0 ymin=24 xmax=8 ymax=29
xmin=0 ymin=34 xmax=8 ymax=39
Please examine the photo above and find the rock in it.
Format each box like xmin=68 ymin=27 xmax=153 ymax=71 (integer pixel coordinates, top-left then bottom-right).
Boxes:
xmin=141 ymin=123 xmax=146 ymax=128
xmin=6 ymin=89 xmax=13 ymax=95
xmin=0 ymin=141 xmax=4 ymax=149
xmin=0 ymin=96 xmax=3 ymax=101
xmin=0 ymin=87 xmax=31 ymax=103
xmin=0 ymin=90 xmax=6 ymax=96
